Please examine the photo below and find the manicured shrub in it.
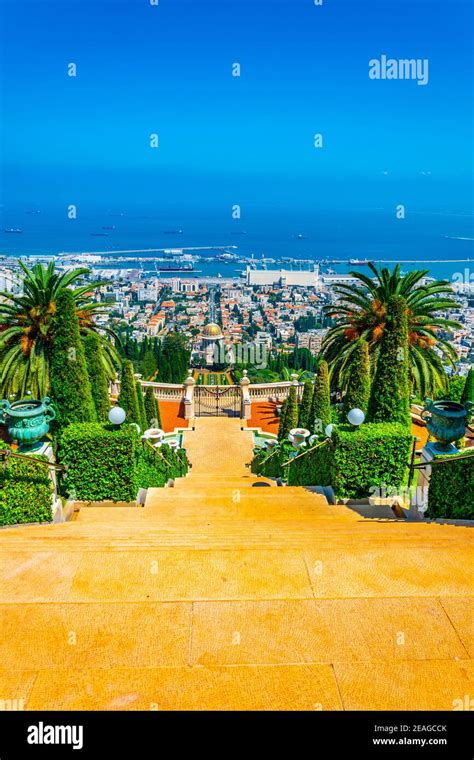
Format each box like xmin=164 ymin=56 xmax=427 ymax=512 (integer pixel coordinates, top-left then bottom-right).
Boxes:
xmin=136 ymin=382 xmax=147 ymax=432
xmin=58 ymin=423 xmax=189 ymax=501
xmin=425 ymin=451 xmax=474 ymax=520
xmin=343 ymin=339 xmax=371 ymax=416
xmin=367 ymin=296 xmax=411 ymax=426
xmin=255 ymin=422 xmax=412 ymax=498
xmin=137 ymin=443 xmax=189 ymax=487
xmin=298 ymin=380 xmax=313 ymax=428
xmin=330 ymin=423 xmax=412 ymax=499
xmin=84 ymin=332 xmax=111 ymax=422
xmin=118 ymin=360 xmax=141 ymax=428
xmin=50 ymin=290 xmax=96 ymax=430
xmin=144 ymin=386 xmax=162 ymax=429
xmin=308 ymin=360 xmax=331 ymax=433
xmin=58 ymin=423 xmax=140 ymax=501
xmin=0 ymin=447 xmax=53 ymax=525
xmin=286 ymin=440 xmax=333 ymax=487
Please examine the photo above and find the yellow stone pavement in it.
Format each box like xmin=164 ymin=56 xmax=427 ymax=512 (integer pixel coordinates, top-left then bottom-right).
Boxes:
xmin=0 ymin=417 xmax=472 ymax=710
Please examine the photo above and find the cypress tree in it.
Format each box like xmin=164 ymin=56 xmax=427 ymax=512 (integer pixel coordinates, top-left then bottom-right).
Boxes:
xmin=136 ymin=381 xmax=147 ymax=432
xmin=298 ymin=380 xmax=313 ymax=428
xmin=50 ymin=289 xmax=96 ymax=430
xmin=279 ymin=387 xmax=298 ymax=441
xmin=144 ymin=386 xmax=162 ymax=428
xmin=461 ymin=367 xmax=474 ymax=405
xmin=278 ymin=399 xmax=288 ymax=441
xmin=308 ymin=360 xmax=331 ymax=434
xmin=343 ymin=339 xmax=371 ymax=416
xmin=118 ymin=360 xmax=141 ymax=428
xmin=84 ymin=332 xmax=110 ymax=422
xmin=367 ymin=295 xmax=411 ymax=426
xmin=142 ymin=349 xmax=157 ymax=380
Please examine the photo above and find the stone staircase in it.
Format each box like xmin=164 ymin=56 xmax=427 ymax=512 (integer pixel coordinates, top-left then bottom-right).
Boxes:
xmin=0 ymin=417 xmax=472 ymax=711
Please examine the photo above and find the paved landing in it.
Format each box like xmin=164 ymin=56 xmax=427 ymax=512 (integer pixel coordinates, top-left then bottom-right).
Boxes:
xmin=0 ymin=417 xmax=472 ymax=710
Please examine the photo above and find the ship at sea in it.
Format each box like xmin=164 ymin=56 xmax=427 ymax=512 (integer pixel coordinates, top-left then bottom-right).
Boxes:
xmin=155 ymin=262 xmax=193 ymax=273
xmin=4 ymin=228 xmax=23 ymax=233
xmin=349 ymin=258 xmax=373 ymax=265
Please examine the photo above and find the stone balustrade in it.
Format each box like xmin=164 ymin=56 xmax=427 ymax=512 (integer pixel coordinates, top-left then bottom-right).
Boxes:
xmin=110 ymin=373 xmax=305 ymax=419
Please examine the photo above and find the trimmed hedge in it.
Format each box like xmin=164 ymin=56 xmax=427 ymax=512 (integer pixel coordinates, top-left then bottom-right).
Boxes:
xmin=137 ymin=443 xmax=189 ymax=488
xmin=0 ymin=447 xmax=53 ymax=526
xmin=329 ymin=423 xmax=412 ymax=499
xmin=58 ymin=423 xmax=189 ymax=501
xmin=287 ymin=441 xmax=333 ymax=487
xmin=426 ymin=452 xmax=474 ymax=520
xmin=250 ymin=422 xmax=412 ymax=499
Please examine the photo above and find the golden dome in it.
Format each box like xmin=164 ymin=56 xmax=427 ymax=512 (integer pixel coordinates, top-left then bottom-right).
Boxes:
xmin=202 ymin=323 xmax=223 ymax=338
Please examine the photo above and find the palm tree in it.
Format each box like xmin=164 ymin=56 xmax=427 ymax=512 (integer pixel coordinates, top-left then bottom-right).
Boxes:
xmin=0 ymin=260 xmax=119 ymax=398
xmin=322 ymin=263 xmax=460 ymax=398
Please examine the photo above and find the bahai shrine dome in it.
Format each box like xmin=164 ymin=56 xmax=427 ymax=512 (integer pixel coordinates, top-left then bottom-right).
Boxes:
xmin=200 ymin=323 xmax=224 ymax=365
xmin=201 ymin=322 xmax=224 ymax=340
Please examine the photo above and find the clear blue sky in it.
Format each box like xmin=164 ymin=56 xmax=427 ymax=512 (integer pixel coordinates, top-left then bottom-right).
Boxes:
xmin=0 ymin=0 xmax=472 ymax=211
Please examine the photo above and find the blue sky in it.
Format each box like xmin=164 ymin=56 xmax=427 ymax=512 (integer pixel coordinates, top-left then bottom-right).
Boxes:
xmin=0 ymin=0 xmax=472 ymax=211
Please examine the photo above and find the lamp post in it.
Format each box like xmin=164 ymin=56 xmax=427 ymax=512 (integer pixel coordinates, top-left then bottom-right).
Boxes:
xmin=108 ymin=406 xmax=126 ymax=429
xmin=347 ymin=408 xmax=365 ymax=427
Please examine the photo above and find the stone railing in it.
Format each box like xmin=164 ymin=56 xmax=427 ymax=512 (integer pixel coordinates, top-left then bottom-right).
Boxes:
xmin=248 ymin=380 xmax=303 ymax=403
xmin=110 ymin=371 xmax=304 ymax=421
xmin=140 ymin=381 xmax=185 ymax=401
xmin=111 ymin=379 xmax=185 ymax=402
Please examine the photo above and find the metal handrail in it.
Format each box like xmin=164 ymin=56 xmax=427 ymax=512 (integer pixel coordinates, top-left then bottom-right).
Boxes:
xmin=0 ymin=448 xmax=67 ymax=472
xmin=254 ymin=443 xmax=282 ymax=468
xmin=281 ymin=437 xmax=331 ymax=467
xmin=142 ymin=438 xmax=176 ymax=469
xmin=410 ymin=450 xmax=474 ymax=468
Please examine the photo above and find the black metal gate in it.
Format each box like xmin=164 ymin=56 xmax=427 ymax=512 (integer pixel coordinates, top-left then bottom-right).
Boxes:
xmin=195 ymin=386 xmax=241 ymax=417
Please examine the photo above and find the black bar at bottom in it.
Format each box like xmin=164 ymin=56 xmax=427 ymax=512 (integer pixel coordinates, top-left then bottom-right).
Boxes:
xmin=0 ymin=711 xmax=472 ymax=757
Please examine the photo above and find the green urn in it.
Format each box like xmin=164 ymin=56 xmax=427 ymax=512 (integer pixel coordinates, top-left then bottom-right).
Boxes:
xmin=0 ymin=397 xmax=56 ymax=451
xmin=421 ymin=398 xmax=473 ymax=452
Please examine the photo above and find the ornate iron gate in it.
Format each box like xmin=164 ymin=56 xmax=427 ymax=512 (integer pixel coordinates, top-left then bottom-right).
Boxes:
xmin=195 ymin=386 xmax=241 ymax=417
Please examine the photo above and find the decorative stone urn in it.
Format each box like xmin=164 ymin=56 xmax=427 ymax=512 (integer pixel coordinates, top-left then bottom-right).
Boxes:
xmin=421 ymin=398 xmax=473 ymax=452
xmin=289 ymin=427 xmax=310 ymax=449
xmin=264 ymin=438 xmax=279 ymax=450
xmin=0 ymin=397 xmax=56 ymax=451
xmin=143 ymin=428 xmax=165 ymax=445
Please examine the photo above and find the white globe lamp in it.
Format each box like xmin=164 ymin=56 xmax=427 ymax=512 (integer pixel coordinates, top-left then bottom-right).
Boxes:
xmin=325 ymin=424 xmax=334 ymax=437
xmin=108 ymin=406 xmax=126 ymax=426
xmin=348 ymin=408 xmax=365 ymax=427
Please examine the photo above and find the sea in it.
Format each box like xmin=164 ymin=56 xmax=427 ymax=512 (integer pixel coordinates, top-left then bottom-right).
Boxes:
xmin=1 ymin=206 xmax=473 ymax=283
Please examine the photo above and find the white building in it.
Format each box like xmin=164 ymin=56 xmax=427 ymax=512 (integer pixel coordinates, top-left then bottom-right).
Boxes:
xmin=246 ymin=265 xmax=320 ymax=288
xmin=137 ymin=287 xmax=159 ymax=303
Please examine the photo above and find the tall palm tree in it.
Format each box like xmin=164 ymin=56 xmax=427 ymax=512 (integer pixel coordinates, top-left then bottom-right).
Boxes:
xmin=322 ymin=263 xmax=460 ymax=398
xmin=0 ymin=260 xmax=120 ymax=398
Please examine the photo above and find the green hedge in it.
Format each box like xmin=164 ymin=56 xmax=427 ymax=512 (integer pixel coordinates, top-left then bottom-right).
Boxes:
xmin=250 ymin=441 xmax=294 ymax=479
xmin=0 ymin=447 xmax=53 ymax=526
xmin=250 ymin=422 xmax=412 ymax=499
xmin=137 ymin=443 xmax=189 ymax=488
xmin=58 ymin=423 xmax=189 ymax=501
xmin=426 ymin=452 xmax=474 ymax=520
xmin=287 ymin=441 xmax=333 ymax=487
xmin=330 ymin=424 xmax=412 ymax=499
